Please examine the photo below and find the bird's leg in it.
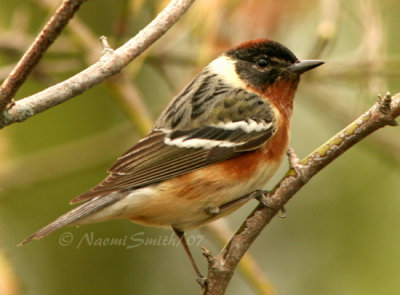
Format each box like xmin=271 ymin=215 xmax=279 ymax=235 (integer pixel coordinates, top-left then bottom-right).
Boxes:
xmin=254 ymin=148 xmax=304 ymax=217
xmin=205 ymin=191 xmax=261 ymax=216
xmin=173 ymin=228 xmax=207 ymax=288
xmin=254 ymin=189 xmax=270 ymax=205
xmin=255 ymin=189 xmax=287 ymax=218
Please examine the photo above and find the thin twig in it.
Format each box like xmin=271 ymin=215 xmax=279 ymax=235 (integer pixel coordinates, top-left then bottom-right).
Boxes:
xmin=302 ymin=80 xmax=400 ymax=164
xmin=204 ymin=92 xmax=400 ymax=294
xmin=0 ymin=0 xmax=196 ymax=129
xmin=0 ymin=0 xmax=87 ymax=118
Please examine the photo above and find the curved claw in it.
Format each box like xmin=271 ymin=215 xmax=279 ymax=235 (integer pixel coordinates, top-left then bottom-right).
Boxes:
xmin=255 ymin=189 xmax=270 ymax=206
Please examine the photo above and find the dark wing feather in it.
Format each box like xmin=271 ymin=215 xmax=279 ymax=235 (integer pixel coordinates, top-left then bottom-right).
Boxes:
xmin=72 ymin=76 xmax=278 ymax=204
xmin=71 ymin=123 xmax=274 ymax=204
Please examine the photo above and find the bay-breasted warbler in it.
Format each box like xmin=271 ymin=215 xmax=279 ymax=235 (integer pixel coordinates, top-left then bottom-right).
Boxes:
xmin=20 ymin=39 xmax=323 ymax=282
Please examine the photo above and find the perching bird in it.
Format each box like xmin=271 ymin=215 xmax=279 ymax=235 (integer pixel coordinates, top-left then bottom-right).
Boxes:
xmin=20 ymin=39 xmax=323 ymax=282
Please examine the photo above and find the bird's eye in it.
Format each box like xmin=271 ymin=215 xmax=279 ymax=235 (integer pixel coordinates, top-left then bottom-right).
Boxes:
xmin=256 ymin=58 xmax=270 ymax=68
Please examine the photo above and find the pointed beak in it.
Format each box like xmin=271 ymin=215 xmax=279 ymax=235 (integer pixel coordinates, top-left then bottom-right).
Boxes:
xmin=288 ymin=59 xmax=324 ymax=74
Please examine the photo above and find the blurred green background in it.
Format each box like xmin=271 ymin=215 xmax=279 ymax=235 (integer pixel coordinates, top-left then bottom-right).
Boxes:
xmin=0 ymin=0 xmax=399 ymax=294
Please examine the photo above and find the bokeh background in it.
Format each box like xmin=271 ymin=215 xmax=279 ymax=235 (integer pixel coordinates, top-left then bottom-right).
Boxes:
xmin=0 ymin=0 xmax=399 ymax=294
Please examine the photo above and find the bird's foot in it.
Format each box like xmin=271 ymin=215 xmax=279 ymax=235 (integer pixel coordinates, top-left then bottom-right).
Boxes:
xmin=255 ymin=189 xmax=286 ymax=218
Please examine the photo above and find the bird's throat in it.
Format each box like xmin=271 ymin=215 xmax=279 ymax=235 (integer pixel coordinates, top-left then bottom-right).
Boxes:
xmin=263 ymin=79 xmax=299 ymax=120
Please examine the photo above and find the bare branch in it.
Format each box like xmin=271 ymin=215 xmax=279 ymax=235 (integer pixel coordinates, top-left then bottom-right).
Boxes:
xmin=0 ymin=0 xmax=87 ymax=118
xmin=0 ymin=0 xmax=196 ymax=129
xmin=302 ymin=80 xmax=400 ymax=164
xmin=203 ymin=221 xmax=279 ymax=295
xmin=204 ymin=92 xmax=400 ymax=294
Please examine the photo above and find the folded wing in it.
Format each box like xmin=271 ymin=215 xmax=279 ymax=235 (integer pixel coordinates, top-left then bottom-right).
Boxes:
xmin=71 ymin=119 xmax=275 ymax=203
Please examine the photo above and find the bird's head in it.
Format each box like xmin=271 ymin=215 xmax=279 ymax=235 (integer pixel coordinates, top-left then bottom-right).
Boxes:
xmin=208 ymin=39 xmax=324 ymax=118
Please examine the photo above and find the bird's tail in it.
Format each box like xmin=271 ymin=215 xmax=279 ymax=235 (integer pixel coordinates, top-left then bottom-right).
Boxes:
xmin=18 ymin=193 xmax=124 ymax=246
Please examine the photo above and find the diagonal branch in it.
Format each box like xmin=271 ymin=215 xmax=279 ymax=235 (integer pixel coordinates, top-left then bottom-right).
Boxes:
xmin=203 ymin=92 xmax=400 ymax=295
xmin=0 ymin=0 xmax=196 ymax=129
xmin=0 ymin=0 xmax=88 ymax=118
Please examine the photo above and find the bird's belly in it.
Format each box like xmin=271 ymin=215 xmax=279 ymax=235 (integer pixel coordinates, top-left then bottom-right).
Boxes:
xmin=110 ymin=153 xmax=283 ymax=230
